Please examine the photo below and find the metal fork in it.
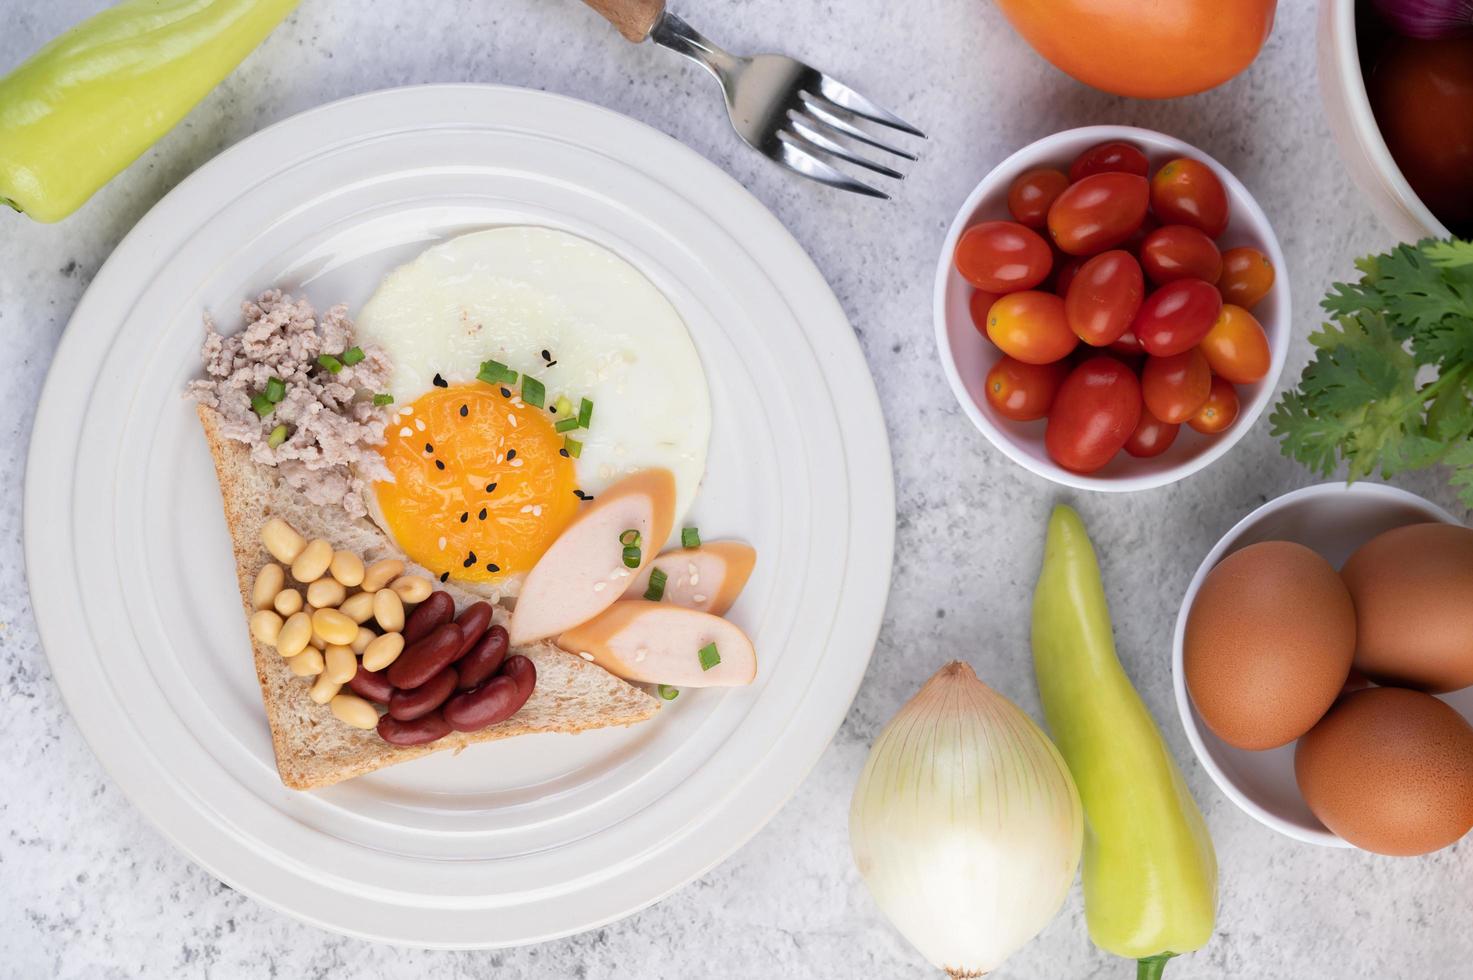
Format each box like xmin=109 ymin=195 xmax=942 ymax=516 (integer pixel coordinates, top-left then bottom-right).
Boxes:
xmin=581 ymin=0 xmax=925 ymax=199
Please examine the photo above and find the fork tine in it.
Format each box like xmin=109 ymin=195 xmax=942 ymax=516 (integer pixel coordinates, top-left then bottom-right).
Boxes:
xmin=784 ymin=123 xmax=905 ymax=181
xmin=796 ymin=98 xmax=919 ymax=162
xmin=814 ymin=76 xmax=925 ymax=139
xmin=775 ymin=140 xmax=889 ymax=199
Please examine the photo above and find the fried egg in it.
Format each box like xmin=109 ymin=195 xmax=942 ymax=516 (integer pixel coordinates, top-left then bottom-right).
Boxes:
xmin=355 ymin=226 xmax=711 ymax=592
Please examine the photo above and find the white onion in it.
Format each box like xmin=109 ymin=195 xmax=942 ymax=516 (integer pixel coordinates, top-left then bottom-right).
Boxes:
xmin=849 ymin=661 xmax=1082 ymax=977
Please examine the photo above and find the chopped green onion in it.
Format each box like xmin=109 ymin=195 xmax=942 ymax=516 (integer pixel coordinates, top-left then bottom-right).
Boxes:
xmin=521 ymin=376 xmax=545 ymax=408
xmin=340 ymin=346 xmax=365 ymax=366
xmin=476 ymin=359 xmax=518 ymax=386
xmin=372 ymin=393 xmax=394 ymax=406
xmin=578 ymin=397 xmax=594 ymax=428
xmin=658 ymin=684 xmax=679 ymax=700
xmin=622 ymin=545 xmax=642 ymax=569
xmin=316 ymin=353 xmax=343 ymax=374
xmin=644 ymin=567 xmax=667 ymax=601
xmin=682 ymin=527 xmax=701 ymax=549
xmin=554 ymin=394 xmax=573 ymax=416
xmin=619 ymin=529 xmax=642 ymax=547
xmin=554 ymin=416 xmax=580 ymax=433
xmin=264 ymin=376 xmax=286 ymax=403
xmin=564 ymin=436 xmax=583 ymax=458
xmin=267 ymin=424 xmax=288 ymax=448
xmin=250 ymin=393 xmax=274 ymax=417
xmin=698 ymin=642 xmax=720 ymax=671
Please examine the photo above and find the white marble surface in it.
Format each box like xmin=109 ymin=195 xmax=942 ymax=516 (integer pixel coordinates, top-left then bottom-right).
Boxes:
xmin=3 ymin=1 xmax=1470 ymax=976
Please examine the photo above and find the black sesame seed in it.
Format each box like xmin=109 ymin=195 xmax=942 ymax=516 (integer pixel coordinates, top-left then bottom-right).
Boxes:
xmin=500 ymin=386 xmax=511 ymax=398
xmin=435 ymin=459 xmax=445 ymax=470
xmin=541 ymin=349 xmax=551 ymax=361
xmin=506 ymin=449 xmax=517 ymax=460
xmin=463 ymin=551 xmax=477 ymax=568
xmin=478 ymin=507 xmax=488 ymax=520
xmin=460 ymin=512 xmax=468 ymax=523
xmin=547 ymin=360 xmax=557 ymax=367
xmin=486 ymin=563 xmax=500 ymax=573
xmin=559 ymin=448 xmax=570 ymax=457
xmin=439 ymin=571 xmax=449 ymax=583
xmin=424 ymin=443 xmax=434 ymax=453
xmin=485 ymin=482 xmax=497 ymax=493
xmin=433 ymin=373 xmax=448 ymax=388
xmin=459 ymin=404 xmax=468 ymax=417
xmin=573 ymin=489 xmax=585 ymax=499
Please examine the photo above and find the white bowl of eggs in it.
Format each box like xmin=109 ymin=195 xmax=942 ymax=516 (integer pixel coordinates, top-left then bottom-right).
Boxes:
xmin=933 ymin=125 xmax=1290 ymax=492
xmin=1173 ymin=482 xmax=1473 ymax=852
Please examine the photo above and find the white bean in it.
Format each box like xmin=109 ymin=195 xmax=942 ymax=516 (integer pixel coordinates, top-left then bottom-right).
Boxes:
xmin=291 ymin=538 xmax=333 ymax=583
xmin=361 ymin=558 xmax=405 ymax=592
xmin=249 ymin=609 xmax=283 ymax=645
xmin=330 ymin=693 xmax=379 ymax=730
xmin=373 ymin=588 xmax=405 ymax=632
xmin=389 ymin=574 xmax=434 ymax=604
xmin=308 ymin=675 xmax=342 ymax=704
xmin=312 ymin=608 xmax=358 ymax=646
xmin=262 ymin=518 xmax=306 ymax=565
xmin=306 ymin=577 xmax=347 ymax=609
xmin=323 ymin=645 xmax=357 ymax=685
xmin=272 ymin=588 xmax=303 ymax=617
xmin=290 ymin=647 xmax=325 ymax=677
xmin=330 ymin=551 xmax=365 ymax=588
xmin=350 ymin=626 xmax=375 ymax=654
xmin=362 ymin=632 xmax=405 ymax=672
xmin=251 ymin=563 xmax=285 ymax=611
xmin=339 ymin=591 xmax=376 ymax=624
xmin=275 ymin=612 xmax=313 ymax=658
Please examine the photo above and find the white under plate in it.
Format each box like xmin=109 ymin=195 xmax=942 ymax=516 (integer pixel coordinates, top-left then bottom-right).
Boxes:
xmin=24 ymin=85 xmax=894 ymax=947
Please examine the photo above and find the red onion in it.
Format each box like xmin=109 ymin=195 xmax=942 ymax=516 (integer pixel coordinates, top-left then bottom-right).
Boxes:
xmin=1372 ymin=0 xmax=1473 ymax=38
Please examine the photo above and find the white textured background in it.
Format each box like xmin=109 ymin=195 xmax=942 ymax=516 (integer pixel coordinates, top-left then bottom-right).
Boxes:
xmin=3 ymin=1 xmax=1469 ymax=977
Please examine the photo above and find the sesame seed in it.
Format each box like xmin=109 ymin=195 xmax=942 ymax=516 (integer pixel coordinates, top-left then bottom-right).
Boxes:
xmin=559 ymin=448 xmax=570 ymax=457
xmin=519 ymin=505 xmax=533 ymax=514
xmin=439 ymin=571 xmax=449 ymax=582
xmin=634 ymin=649 xmax=648 ymax=663
xmin=460 ymin=512 xmax=468 ymax=523
xmin=510 ymin=458 xmax=524 ymax=467
xmin=463 ymin=551 xmax=478 ymax=567
xmin=508 ymin=414 xmax=518 ymax=428
xmin=476 ymin=507 xmax=486 ymax=520
xmin=399 ymin=426 xmax=412 ymax=437
xmin=460 ymin=404 xmax=468 ymax=417
xmin=541 ymin=349 xmax=551 ymax=361
xmin=506 ymin=449 xmax=517 ymax=460
xmin=532 ymin=505 xmax=542 ymax=517
xmin=486 ymin=562 xmax=500 ymax=573
xmin=433 ymin=373 xmax=448 ymax=388
xmin=415 ymin=418 xmax=426 ymax=431
xmin=593 ymin=582 xmax=607 ymax=592
xmin=424 ymin=442 xmax=434 ymax=453
xmin=500 ymin=386 xmax=511 ymax=398
xmin=693 ymin=594 xmax=708 ymax=603
xmin=435 ymin=459 xmax=445 ymax=470
xmin=437 ymin=536 xmax=446 ymax=550
xmin=485 ymin=482 xmax=497 ymax=493
xmin=579 ymin=652 xmax=595 ymax=662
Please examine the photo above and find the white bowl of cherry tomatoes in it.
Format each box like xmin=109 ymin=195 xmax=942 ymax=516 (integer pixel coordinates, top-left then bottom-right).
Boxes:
xmin=933 ymin=125 xmax=1289 ymax=491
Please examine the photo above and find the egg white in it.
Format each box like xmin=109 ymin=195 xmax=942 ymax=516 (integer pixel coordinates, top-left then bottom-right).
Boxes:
xmin=354 ymin=226 xmax=711 ymax=544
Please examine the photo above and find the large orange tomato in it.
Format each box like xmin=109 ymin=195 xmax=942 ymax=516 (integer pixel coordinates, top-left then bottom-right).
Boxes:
xmin=992 ymin=0 xmax=1277 ymax=99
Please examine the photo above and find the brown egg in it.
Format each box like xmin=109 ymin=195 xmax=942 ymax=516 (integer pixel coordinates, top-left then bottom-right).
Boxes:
xmin=1341 ymin=523 xmax=1473 ymax=694
xmin=1184 ymin=541 xmax=1355 ymax=750
xmin=1295 ymin=687 xmax=1473 ymax=856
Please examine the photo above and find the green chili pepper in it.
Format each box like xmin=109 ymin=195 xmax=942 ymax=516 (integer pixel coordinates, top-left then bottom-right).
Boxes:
xmin=1031 ymin=505 xmax=1217 ymax=980
xmin=0 ymin=0 xmax=299 ymax=223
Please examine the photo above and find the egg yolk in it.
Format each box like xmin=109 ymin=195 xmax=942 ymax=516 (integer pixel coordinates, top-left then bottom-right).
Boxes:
xmin=375 ymin=384 xmax=579 ymax=582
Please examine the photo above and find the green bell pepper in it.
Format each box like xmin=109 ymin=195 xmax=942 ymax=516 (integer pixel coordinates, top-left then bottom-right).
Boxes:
xmin=1031 ymin=505 xmax=1217 ymax=980
xmin=0 ymin=0 xmax=299 ymax=223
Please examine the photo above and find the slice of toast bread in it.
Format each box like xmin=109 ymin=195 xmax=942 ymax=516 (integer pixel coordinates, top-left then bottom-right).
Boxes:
xmin=197 ymin=404 xmax=659 ymax=790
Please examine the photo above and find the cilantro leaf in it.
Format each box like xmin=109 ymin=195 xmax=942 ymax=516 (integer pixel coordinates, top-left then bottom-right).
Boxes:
xmin=1447 ymin=440 xmax=1473 ymax=510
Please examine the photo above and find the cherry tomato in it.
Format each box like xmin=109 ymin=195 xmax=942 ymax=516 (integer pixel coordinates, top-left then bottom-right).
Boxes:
xmin=984 ymin=356 xmax=1070 ymax=421
xmin=1047 ymin=172 xmax=1150 ymax=256
xmin=1064 ymin=249 xmax=1144 ymax=347
xmin=1124 ymin=407 xmax=1180 ymax=458
xmin=1007 ymin=168 xmax=1071 ymax=229
xmin=955 ymin=220 xmax=1054 ymax=293
xmin=1139 ymin=225 xmax=1222 ymax=285
xmin=1141 ymin=348 xmax=1211 ymax=424
xmin=986 ymin=291 xmax=1078 ymax=364
xmin=1199 ymin=304 xmax=1271 ymax=384
xmin=1189 ymin=376 xmax=1240 ymax=433
xmin=968 ymin=289 xmax=1002 ymax=336
xmin=1150 ymin=158 xmax=1229 ymax=238
xmin=1045 ymin=356 xmax=1143 ymax=473
xmin=1132 ymin=279 xmax=1223 ymax=356
xmin=1217 ymin=246 xmax=1275 ymax=308
xmin=1069 ymin=140 xmax=1150 ymax=182
xmin=1053 ymin=255 xmax=1084 ymax=297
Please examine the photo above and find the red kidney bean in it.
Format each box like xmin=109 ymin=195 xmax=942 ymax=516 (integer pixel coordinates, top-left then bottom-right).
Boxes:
xmin=348 ymin=664 xmax=394 ymax=704
xmin=451 ymin=602 xmax=494 ymax=659
xmin=402 ymin=590 xmax=455 ymax=645
xmin=386 ymin=621 xmax=464 ymax=690
xmin=442 ymin=657 xmax=536 ymax=733
xmin=389 ymin=666 xmax=459 ymax=721
xmin=377 ymin=710 xmax=452 ymax=746
xmin=455 ymin=625 xmax=509 ymax=691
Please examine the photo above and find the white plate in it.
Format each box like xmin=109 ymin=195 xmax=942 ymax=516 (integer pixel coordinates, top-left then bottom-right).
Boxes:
xmin=24 ymin=85 xmax=894 ymax=947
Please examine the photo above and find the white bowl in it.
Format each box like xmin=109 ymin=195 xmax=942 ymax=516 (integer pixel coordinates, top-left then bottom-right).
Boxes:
xmin=933 ymin=125 xmax=1291 ymax=493
xmin=1172 ymin=482 xmax=1465 ymax=847
xmin=1317 ymin=0 xmax=1452 ymax=241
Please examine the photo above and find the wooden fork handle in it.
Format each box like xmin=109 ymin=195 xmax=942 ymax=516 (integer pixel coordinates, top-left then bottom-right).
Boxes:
xmin=582 ymin=0 xmax=665 ymax=42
